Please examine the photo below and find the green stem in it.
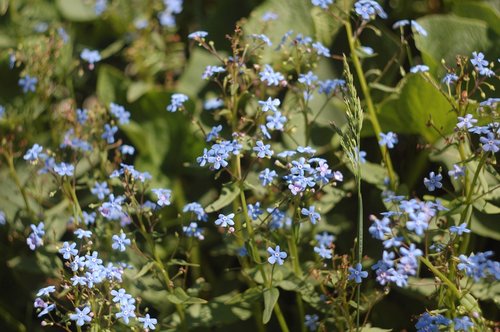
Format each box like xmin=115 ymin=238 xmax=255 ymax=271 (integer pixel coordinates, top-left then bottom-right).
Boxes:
xmin=287 ymin=234 xmax=306 ymax=332
xmin=345 ymin=21 xmax=397 ymax=190
xmin=419 ymin=256 xmax=461 ymax=300
xmin=356 ymin=173 xmax=363 ymax=332
xmin=459 ymin=153 xmax=488 ymax=254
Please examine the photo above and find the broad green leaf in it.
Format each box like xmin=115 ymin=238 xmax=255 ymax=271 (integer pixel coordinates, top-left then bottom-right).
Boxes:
xmin=473 ymin=199 xmax=500 ymax=215
xmin=470 ymin=210 xmax=500 ymax=241
xmin=262 ymin=287 xmax=279 ymax=324
xmin=315 ymin=185 xmax=346 ymax=214
xmin=127 ymin=81 xmax=153 ymax=103
xmin=186 ymin=292 xmax=253 ymax=328
xmin=205 ymin=183 xmax=240 ymax=213
xmin=452 ymin=2 xmax=500 ymax=35
xmin=0 ymin=0 xmax=8 ymax=15
xmin=56 ymin=0 xmax=98 ymax=22
xmin=225 ymin=286 xmax=262 ymax=305
xmin=414 ymin=15 xmax=493 ymax=75
xmin=166 ymin=287 xmax=207 ymax=305
xmin=177 ymin=49 xmax=220 ymax=96
xmin=97 ymin=65 xmax=129 ymax=106
xmin=369 ymin=75 xmax=456 ymax=143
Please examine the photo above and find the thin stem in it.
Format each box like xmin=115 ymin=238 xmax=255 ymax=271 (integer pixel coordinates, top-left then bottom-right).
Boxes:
xmin=4 ymin=151 xmax=33 ymax=216
xmin=345 ymin=21 xmax=397 ymax=190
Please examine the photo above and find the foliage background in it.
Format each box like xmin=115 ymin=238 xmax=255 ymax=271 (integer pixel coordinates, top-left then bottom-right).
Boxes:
xmin=0 ymin=0 xmax=499 ymax=331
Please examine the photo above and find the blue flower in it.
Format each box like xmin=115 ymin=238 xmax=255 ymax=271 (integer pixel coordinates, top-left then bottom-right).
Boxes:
xmin=183 ymin=222 xmax=204 ymax=240
xmin=53 ymin=162 xmax=74 ymax=176
xmin=410 ymin=65 xmax=429 ymax=73
xmin=204 ymin=97 xmax=224 ymax=110
xmin=368 ymin=216 xmax=391 ymax=240
xmin=69 ymin=306 xmax=92 ymax=327
xmin=94 ymin=0 xmax=107 ymax=15
xmin=261 ymin=11 xmax=278 ymax=21
xmin=0 ymin=105 xmax=5 ymax=119
xmin=102 ymin=124 xmax=118 ymax=144
xmin=406 ymin=212 xmax=430 ymax=236
xmin=27 ymin=223 xmax=45 ymax=250
xmin=311 ymin=0 xmax=333 ymax=9
xmin=423 ymin=172 xmax=442 ymax=191
xmin=448 ymin=164 xmax=465 ymax=180
xmin=0 ymin=210 xmax=5 ymax=225
xmin=91 ymin=181 xmax=110 ymax=200
xmin=188 ymin=31 xmax=208 ymax=40
xmin=250 ymin=33 xmax=272 ymax=46
xmin=80 ymin=49 xmax=101 ymax=70
xmin=315 ymin=232 xmax=335 ymax=247
xmin=59 ymin=241 xmax=78 ymax=260
xmin=248 ymin=202 xmax=263 ymax=220
xmin=19 ymin=75 xmax=38 ymax=93
xmin=167 ymin=93 xmax=189 ymax=112
xmin=116 ymin=303 xmax=136 ymax=324
xmin=471 ymin=51 xmax=488 ymax=68
xmin=76 ymin=108 xmax=88 ymax=124
xmin=301 ymin=206 xmax=321 ymax=224
xmin=206 ymin=125 xmax=222 ymax=142
xmin=152 ymin=188 xmax=172 ymax=207
xmin=259 ymin=168 xmax=277 ymax=186
xmin=479 ymin=133 xmax=500 ymax=153
xmin=348 ymin=263 xmax=368 ymax=283
xmin=441 ymin=73 xmax=458 ymax=85
xmin=314 ymin=245 xmax=332 ymax=259
xmin=24 ymin=144 xmax=43 ymax=162
xmin=109 ymin=103 xmax=131 ymax=125
xmin=183 ymin=202 xmax=207 ymax=222
xmin=259 ymin=64 xmax=285 ymax=86
xmin=253 ymin=140 xmax=274 ymax=158
xmin=298 ymin=71 xmax=318 ymax=87
xmin=304 ymin=314 xmax=319 ymax=331
xmin=214 ymin=213 xmax=235 ymax=228
xmin=202 ymin=65 xmax=225 ymax=80
xmin=258 ymin=97 xmax=280 ymax=113
xmin=354 ymin=0 xmax=387 ymax=21
xmin=138 ymin=314 xmax=158 ymax=330
xmin=450 ymin=223 xmax=471 ymax=236
xmin=378 ymin=132 xmax=398 ymax=149
xmin=312 ymin=41 xmax=330 ymax=57
xmin=267 ymin=245 xmax=287 ymax=265
xmin=457 ymin=114 xmax=477 ymax=129
xmin=111 ymin=288 xmax=133 ymax=305
xmin=74 ymin=228 xmax=92 ymax=239
xmin=453 ymin=316 xmax=474 ymax=331
xmin=112 ymin=232 xmax=131 ymax=252
xmin=266 ymin=111 xmax=287 ymax=131
xmin=120 ymin=144 xmax=135 ymax=155
xmin=36 ymin=285 xmax=56 ymax=297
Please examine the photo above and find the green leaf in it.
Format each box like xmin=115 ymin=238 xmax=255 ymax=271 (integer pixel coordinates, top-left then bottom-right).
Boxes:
xmin=205 ymin=183 xmax=240 ymax=213
xmin=414 ymin=15 xmax=494 ymax=75
xmin=166 ymin=287 xmax=207 ymax=305
xmin=369 ymin=75 xmax=456 ymax=143
xmin=452 ymin=2 xmax=500 ymax=35
xmin=0 ymin=0 xmax=8 ymax=15
xmin=56 ymin=0 xmax=98 ymax=22
xmin=127 ymin=81 xmax=153 ymax=103
xmin=470 ymin=210 xmax=500 ymax=241
xmin=225 ymin=286 xmax=262 ymax=305
xmin=134 ymin=262 xmax=155 ymax=280
xmin=177 ymin=48 xmax=220 ymax=96
xmin=262 ymin=287 xmax=279 ymax=324
xmin=99 ymin=39 xmax=126 ymax=59
xmin=97 ymin=65 xmax=129 ymax=106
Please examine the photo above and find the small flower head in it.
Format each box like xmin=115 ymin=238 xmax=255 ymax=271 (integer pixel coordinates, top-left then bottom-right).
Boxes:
xmin=267 ymin=245 xmax=287 ymax=265
xmin=348 ymin=263 xmax=368 ymax=283
xmin=19 ymin=75 xmax=38 ymax=93
xmin=69 ymin=306 xmax=92 ymax=327
xmin=80 ymin=48 xmax=101 ymax=70
xmin=152 ymin=188 xmax=172 ymax=207
xmin=379 ymin=132 xmax=398 ymax=149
